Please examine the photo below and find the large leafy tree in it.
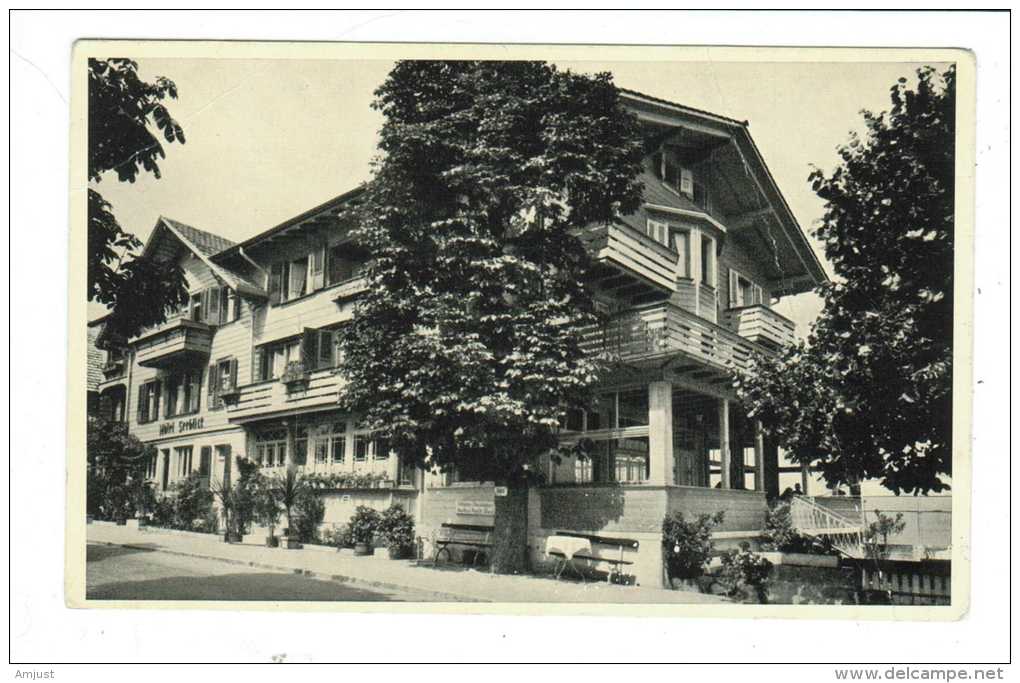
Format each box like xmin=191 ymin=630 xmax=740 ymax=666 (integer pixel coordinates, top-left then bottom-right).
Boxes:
xmin=338 ymin=61 xmax=644 ymax=572
xmin=737 ymin=65 xmax=955 ymax=495
xmin=88 ymin=58 xmax=189 ymax=339
xmin=86 ymin=416 xmax=155 ymax=521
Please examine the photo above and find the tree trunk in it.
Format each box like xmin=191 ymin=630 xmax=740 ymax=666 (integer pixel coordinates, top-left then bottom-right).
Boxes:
xmin=490 ymin=482 xmax=530 ymax=575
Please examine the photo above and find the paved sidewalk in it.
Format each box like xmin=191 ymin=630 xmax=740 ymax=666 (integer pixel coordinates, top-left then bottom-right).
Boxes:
xmin=86 ymin=524 xmax=727 ymax=604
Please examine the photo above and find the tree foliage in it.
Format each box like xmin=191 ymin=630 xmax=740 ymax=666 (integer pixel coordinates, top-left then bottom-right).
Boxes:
xmin=86 ymin=416 xmax=154 ymax=521
xmin=337 ymin=60 xmax=644 ymax=486
xmin=736 ymin=65 xmax=955 ymax=495
xmin=88 ymin=58 xmax=189 ymax=338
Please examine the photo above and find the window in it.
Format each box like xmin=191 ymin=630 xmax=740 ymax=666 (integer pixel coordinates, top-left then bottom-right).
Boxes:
xmin=374 ymin=437 xmax=391 ymax=461
xmin=188 ymin=287 xmax=235 ymax=325
xmin=136 ymin=380 xmax=161 ymax=424
xmin=659 ymin=148 xmax=694 ymax=199
xmin=174 ymin=446 xmax=193 ymax=480
xmin=146 ymin=454 xmax=158 ymax=479
xmin=645 ymin=219 xmax=670 ymax=247
xmin=208 ymin=357 xmax=238 ymax=409
xmin=331 ymin=422 xmax=347 ymax=464
xmin=254 ymin=430 xmax=287 ymax=469
xmin=164 ymin=369 xmax=201 ymax=418
xmin=288 ymin=256 xmax=309 ymax=300
xmin=700 ymin=235 xmax=716 ymax=287
xmin=254 ymin=339 xmax=302 ymax=382
xmin=354 ymin=434 xmax=370 ymax=462
xmin=327 ymin=242 xmax=366 ymax=286
xmin=294 ymin=426 xmax=308 ymax=466
xmin=199 ymin=446 xmax=212 ymax=477
xmin=190 ymin=293 xmax=202 ymax=322
xmin=561 ymin=391 xmax=648 ymax=433
xmin=674 ymin=231 xmax=691 ymax=279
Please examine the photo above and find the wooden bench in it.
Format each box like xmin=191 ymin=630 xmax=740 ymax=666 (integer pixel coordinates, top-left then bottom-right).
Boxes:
xmin=433 ymin=523 xmax=494 ymax=565
xmin=547 ymin=531 xmax=640 ymax=583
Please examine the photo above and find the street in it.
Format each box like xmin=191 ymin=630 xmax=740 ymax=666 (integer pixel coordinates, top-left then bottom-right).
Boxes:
xmin=86 ymin=543 xmax=451 ymax=601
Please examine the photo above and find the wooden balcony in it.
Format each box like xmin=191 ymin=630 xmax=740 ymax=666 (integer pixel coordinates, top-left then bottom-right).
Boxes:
xmin=721 ymin=304 xmax=796 ymax=350
xmin=134 ymin=318 xmax=213 ymax=369
xmin=581 ymin=300 xmax=762 ymax=376
xmin=580 ymin=222 xmax=676 ymax=304
xmin=225 ymin=366 xmax=345 ymax=422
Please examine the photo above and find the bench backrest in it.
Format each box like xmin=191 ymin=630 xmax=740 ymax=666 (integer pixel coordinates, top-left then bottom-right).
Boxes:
xmin=553 ymin=531 xmax=639 ymax=550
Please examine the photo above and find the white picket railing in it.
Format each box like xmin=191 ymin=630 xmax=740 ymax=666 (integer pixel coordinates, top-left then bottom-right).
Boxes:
xmin=790 ymin=495 xmax=866 ymax=559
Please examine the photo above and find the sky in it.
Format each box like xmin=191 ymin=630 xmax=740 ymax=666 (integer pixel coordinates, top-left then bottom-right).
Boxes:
xmin=87 ymin=57 xmax=944 ymax=333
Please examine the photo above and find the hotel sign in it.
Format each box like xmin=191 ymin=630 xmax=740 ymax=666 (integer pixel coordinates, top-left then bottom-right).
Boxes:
xmin=159 ymin=417 xmax=205 ymax=436
xmin=456 ymin=500 xmax=495 ymax=516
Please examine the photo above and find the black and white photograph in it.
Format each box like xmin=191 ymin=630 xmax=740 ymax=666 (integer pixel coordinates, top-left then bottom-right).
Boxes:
xmin=9 ymin=9 xmax=1011 ymax=671
xmin=74 ymin=45 xmax=965 ymax=609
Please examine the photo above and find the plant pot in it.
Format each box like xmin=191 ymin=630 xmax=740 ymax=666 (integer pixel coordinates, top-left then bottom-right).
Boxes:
xmin=387 ymin=545 xmax=410 ymax=560
xmin=265 ymin=536 xmax=280 ymax=548
xmin=353 ymin=542 xmax=373 ymax=556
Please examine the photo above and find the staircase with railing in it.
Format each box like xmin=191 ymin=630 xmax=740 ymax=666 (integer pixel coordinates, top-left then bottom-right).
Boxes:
xmin=790 ymin=496 xmax=866 ymax=559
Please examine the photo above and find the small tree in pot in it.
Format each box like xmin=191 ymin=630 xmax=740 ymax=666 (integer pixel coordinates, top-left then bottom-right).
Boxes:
xmin=349 ymin=506 xmax=381 ymax=556
xmin=662 ymin=511 xmax=725 ymax=592
xmin=254 ymin=478 xmax=281 ymax=547
xmin=378 ymin=504 xmax=416 ymax=559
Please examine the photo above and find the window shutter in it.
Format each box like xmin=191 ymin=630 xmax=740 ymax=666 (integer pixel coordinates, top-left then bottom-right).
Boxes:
xmin=253 ymin=348 xmax=264 ymax=383
xmin=310 ymin=244 xmax=326 ymax=291
xmin=229 ymin=358 xmax=238 ymax=391
xmin=191 ymin=371 xmax=201 ymax=413
xmin=269 ymin=263 xmax=284 ymax=304
xmin=301 ymin=328 xmax=319 ymax=370
xmin=729 ymin=270 xmax=739 ymax=307
xmin=318 ymin=330 xmax=334 ymax=368
xmin=680 ymin=168 xmax=694 ymax=198
xmin=137 ymin=384 xmax=146 ymax=423
xmin=208 ymin=363 xmax=218 ymax=407
xmin=152 ymin=381 xmax=161 ymax=421
xmin=207 ymin=287 xmax=220 ymax=324
xmin=228 ymin=291 xmax=239 ymax=321
xmin=753 ymin=284 xmax=763 ymax=306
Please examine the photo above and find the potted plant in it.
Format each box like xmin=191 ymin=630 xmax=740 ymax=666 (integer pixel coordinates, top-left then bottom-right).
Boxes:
xmin=281 ymin=360 xmax=310 ymax=391
xmin=662 ymin=511 xmax=725 ymax=592
xmin=274 ymin=468 xmax=311 ymax=550
xmin=348 ymin=505 xmax=381 ymax=556
xmin=378 ymin=504 xmax=416 ymax=560
xmin=254 ymin=478 xmax=281 ymax=548
xmin=211 ymin=477 xmax=241 ymax=543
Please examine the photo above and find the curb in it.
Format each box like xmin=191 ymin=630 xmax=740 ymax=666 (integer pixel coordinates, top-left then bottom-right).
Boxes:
xmin=90 ymin=540 xmax=486 ymax=603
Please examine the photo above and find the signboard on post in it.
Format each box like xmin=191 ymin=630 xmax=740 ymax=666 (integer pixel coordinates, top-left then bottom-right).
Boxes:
xmin=456 ymin=500 xmax=495 ymax=516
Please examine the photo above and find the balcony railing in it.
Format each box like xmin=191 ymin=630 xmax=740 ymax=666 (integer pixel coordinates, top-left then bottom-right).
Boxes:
xmin=225 ymin=367 xmax=345 ymax=422
xmin=134 ymin=318 xmax=213 ymax=369
xmin=581 ymin=222 xmax=677 ymax=296
xmin=721 ymin=304 xmax=796 ymax=350
xmin=581 ymin=300 xmax=764 ymax=375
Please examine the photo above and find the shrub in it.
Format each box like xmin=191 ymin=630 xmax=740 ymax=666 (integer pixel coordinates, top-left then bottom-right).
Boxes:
xmin=151 ymin=496 xmax=175 ymax=528
xmin=719 ymin=542 xmax=774 ymax=603
xmin=662 ymin=511 xmax=725 ymax=581
xmin=863 ymin=511 xmax=907 ymax=562
xmin=378 ymin=504 xmax=415 ymax=551
xmin=170 ymin=473 xmax=214 ymax=531
xmin=292 ymin=488 xmax=326 ymax=543
xmin=323 ymin=524 xmax=354 ymax=549
xmin=348 ymin=506 xmax=381 ymax=545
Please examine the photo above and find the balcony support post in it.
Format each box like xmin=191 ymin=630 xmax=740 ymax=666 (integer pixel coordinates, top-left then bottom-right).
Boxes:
xmin=647 ymin=381 xmax=675 ymax=486
xmin=284 ymin=419 xmax=296 ymax=473
xmin=719 ymin=398 xmax=731 ymax=489
xmin=753 ymin=420 xmax=765 ymax=493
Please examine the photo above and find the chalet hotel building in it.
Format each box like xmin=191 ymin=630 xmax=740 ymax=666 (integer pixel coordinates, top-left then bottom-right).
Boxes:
xmin=88 ymin=90 xmax=826 ymax=587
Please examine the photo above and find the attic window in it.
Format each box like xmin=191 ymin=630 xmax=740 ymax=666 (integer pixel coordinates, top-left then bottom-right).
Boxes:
xmin=658 ymin=148 xmax=694 ymax=200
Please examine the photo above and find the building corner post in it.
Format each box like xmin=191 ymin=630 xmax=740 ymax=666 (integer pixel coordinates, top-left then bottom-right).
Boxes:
xmin=647 ymin=381 xmax=674 ymax=486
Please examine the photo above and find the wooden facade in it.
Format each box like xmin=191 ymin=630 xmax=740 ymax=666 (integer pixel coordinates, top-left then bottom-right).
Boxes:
xmin=92 ymin=90 xmax=826 ymax=587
